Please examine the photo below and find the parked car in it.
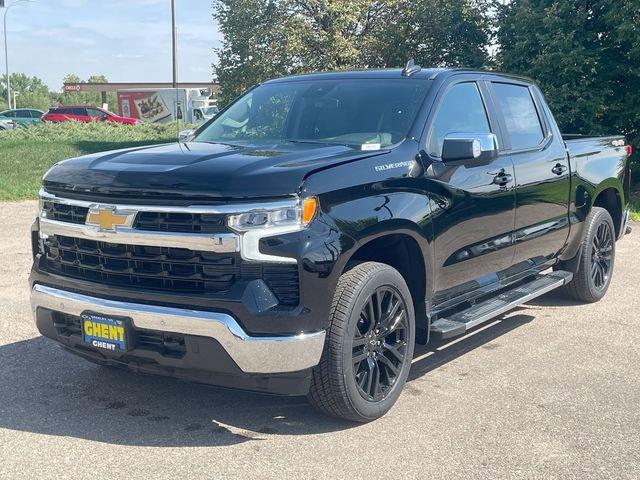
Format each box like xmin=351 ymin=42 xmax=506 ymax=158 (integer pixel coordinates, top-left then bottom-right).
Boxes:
xmin=0 ymin=117 xmax=16 ymax=131
xmin=0 ymin=108 xmax=44 ymax=126
xmin=30 ymin=65 xmax=631 ymax=422
xmin=42 ymin=106 xmax=138 ymax=125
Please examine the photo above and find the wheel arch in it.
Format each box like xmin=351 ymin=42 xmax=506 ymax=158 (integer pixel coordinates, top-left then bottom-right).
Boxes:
xmin=592 ymin=185 xmax=624 ymax=238
xmin=341 ymin=230 xmax=432 ymax=337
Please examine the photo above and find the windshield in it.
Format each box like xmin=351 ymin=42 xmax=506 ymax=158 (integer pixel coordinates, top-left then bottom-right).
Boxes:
xmin=194 ymin=79 xmax=430 ymax=148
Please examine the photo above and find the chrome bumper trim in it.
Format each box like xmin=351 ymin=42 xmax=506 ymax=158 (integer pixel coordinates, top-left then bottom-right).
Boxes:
xmin=622 ymin=208 xmax=631 ymax=237
xmin=31 ymin=284 xmax=325 ymax=374
xmin=39 ymin=218 xmax=239 ymax=253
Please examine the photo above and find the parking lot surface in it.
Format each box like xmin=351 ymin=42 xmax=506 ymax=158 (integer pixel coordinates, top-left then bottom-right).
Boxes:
xmin=1 ymin=200 xmax=639 ymax=479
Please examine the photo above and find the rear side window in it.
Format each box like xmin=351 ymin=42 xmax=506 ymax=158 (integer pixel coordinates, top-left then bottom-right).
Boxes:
xmin=71 ymin=108 xmax=88 ymax=116
xmin=493 ymin=83 xmax=544 ymax=150
xmin=3 ymin=111 xmax=16 ymax=118
xmin=428 ymin=82 xmax=491 ymax=157
xmin=16 ymin=110 xmax=30 ymax=118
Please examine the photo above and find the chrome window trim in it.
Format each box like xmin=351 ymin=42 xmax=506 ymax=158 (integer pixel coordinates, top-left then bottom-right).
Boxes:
xmin=31 ymin=284 xmax=325 ymax=373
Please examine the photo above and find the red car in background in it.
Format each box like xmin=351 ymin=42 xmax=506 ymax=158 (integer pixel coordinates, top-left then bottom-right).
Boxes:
xmin=42 ymin=106 xmax=139 ymax=125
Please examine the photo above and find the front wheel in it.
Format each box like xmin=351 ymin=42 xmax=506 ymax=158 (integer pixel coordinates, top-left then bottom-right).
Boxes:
xmin=558 ymin=207 xmax=616 ymax=303
xmin=308 ymin=262 xmax=415 ymax=422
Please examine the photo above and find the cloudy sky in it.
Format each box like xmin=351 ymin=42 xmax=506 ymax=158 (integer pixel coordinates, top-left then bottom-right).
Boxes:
xmin=4 ymin=0 xmax=220 ymax=90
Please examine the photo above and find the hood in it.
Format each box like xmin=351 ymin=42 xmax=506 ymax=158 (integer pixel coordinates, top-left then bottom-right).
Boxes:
xmin=43 ymin=141 xmax=388 ymax=201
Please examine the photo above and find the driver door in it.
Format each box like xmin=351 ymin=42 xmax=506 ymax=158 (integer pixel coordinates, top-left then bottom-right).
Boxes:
xmin=425 ymin=80 xmax=516 ymax=305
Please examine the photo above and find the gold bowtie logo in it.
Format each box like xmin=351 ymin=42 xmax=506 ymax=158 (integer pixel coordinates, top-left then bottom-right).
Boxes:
xmin=86 ymin=208 xmax=130 ymax=231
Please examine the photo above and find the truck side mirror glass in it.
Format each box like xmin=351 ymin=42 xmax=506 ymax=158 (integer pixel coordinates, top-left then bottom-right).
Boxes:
xmin=441 ymin=133 xmax=499 ymax=163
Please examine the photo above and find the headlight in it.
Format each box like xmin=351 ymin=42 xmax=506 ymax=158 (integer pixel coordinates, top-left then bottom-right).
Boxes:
xmin=227 ymin=197 xmax=318 ymax=232
xmin=228 ymin=197 xmax=318 ymax=264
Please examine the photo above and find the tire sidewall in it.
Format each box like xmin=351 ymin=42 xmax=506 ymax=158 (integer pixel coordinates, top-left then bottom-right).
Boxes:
xmin=581 ymin=208 xmax=616 ymax=300
xmin=340 ymin=266 xmax=415 ymax=421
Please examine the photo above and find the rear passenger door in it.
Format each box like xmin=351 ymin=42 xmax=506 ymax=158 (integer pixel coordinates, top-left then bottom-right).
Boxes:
xmin=72 ymin=107 xmax=91 ymax=122
xmin=489 ymin=81 xmax=570 ymax=268
xmin=426 ymin=79 xmax=516 ymax=303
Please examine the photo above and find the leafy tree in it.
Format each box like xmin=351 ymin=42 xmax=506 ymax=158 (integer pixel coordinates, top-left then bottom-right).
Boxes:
xmin=496 ymin=0 xmax=640 ymax=160
xmin=0 ymin=73 xmax=52 ymax=111
xmin=213 ymin=0 xmax=492 ymax=105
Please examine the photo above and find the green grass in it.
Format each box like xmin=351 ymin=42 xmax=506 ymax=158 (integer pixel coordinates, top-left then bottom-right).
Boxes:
xmin=630 ymin=195 xmax=640 ymax=222
xmin=0 ymin=122 xmax=188 ymax=201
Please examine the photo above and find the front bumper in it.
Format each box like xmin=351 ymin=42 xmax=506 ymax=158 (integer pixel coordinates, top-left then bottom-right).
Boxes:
xmin=31 ymin=284 xmax=325 ymax=378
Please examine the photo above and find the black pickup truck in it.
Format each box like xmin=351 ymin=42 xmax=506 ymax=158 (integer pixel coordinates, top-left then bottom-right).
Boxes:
xmin=30 ymin=65 xmax=631 ymax=422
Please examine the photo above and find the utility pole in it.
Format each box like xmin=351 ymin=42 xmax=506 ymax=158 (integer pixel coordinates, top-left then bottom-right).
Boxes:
xmin=171 ymin=0 xmax=177 ymax=88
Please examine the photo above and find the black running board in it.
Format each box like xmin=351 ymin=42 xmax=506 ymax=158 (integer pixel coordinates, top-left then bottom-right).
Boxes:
xmin=430 ymin=270 xmax=573 ymax=340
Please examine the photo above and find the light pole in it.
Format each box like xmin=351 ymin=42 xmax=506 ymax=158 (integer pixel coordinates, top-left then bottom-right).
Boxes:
xmin=12 ymin=89 xmax=17 ymax=108
xmin=171 ymin=0 xmax=177 ymax=88
xmin=2 ymin=0 xmax=35 ymax=109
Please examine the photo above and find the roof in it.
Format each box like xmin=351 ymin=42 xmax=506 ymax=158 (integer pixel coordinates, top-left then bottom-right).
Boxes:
xmin=263 ymin=67 xmax=536 ymax=85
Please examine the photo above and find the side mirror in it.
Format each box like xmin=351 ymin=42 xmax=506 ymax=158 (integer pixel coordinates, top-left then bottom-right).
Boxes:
xmin=178 ymin=129 xmax=195 ymax=142
xmin=441 ymin=133 xmax=499 ymax=163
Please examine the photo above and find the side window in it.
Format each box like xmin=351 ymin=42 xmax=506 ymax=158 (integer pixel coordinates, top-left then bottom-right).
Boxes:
xmin=87 ymin=109 xmax=103 ymax=118
xmin=492 ymin=83 xmax=544 ymax=150
xmin=72 ymin=108 xmax=88 ymax=116
xmin=4 ymin=110 xmax=16 ymax=118
xmin=428 ymin=82 xmax=491 ymax=157
xmin=16 ymin=110 xmax=30 ymax=118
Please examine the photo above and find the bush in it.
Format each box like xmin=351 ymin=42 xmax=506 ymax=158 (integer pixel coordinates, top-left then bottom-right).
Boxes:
xmin=0 ymin=122 xmax=190 ymax=201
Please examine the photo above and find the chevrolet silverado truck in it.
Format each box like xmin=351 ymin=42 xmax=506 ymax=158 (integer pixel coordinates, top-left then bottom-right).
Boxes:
xmin=30 ymin=64 xmax=632 ymax=422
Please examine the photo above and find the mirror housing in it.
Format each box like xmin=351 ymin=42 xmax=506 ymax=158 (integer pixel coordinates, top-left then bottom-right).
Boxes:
xmin=178 ymin=129 xmax=195 ymax=142
xmin=441 ymin=133 xmax=499 ymax=163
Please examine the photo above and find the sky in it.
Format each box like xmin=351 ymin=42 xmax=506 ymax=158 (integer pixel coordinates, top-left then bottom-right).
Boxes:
xmin=3 ymin=0 xmax=221 ymax=90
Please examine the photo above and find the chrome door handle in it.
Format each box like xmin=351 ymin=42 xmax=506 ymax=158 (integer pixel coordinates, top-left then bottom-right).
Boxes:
xmin=552 ymin=163 xmax=567 ymax=175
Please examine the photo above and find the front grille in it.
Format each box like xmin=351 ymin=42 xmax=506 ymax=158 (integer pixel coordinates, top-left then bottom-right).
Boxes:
xmin=42 ymin=200 xmax=88 ymax=224
xmin=134 ymin=211 xmax=229 ymax=233
xmin=53 ymin=312 xmax=187 ymax=357
xmin=41 ymin=235 xmax=299 ymax=305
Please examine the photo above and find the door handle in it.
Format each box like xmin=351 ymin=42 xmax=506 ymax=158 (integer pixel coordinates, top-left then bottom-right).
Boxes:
xmin=552 ymin=163 xmax=568 ymax=175
xmin=492 ymin=173 xmax=513 ymax=185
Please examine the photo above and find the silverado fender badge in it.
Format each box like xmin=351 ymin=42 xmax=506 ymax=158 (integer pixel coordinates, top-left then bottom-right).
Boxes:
xmin=374 ymin=160 xmax=414 ymax=172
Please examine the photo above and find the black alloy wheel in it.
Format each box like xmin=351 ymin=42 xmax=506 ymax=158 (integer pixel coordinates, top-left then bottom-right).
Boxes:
xmin=590 ymin=220 xmax=613 ymax=290
xmin=352 ymin=287 xmax=409 ymax=402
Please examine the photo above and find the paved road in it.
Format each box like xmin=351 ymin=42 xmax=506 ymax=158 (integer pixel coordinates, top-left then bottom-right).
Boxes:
xmin=1 ymin=201 xmax=639 ymax=480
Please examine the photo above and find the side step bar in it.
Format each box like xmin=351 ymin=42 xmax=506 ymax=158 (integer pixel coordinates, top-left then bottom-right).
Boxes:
xmin=430 ymin=270 xmax=573 ymax=340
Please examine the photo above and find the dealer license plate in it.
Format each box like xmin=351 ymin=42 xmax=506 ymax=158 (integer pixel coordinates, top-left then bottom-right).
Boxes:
xmin=81 ymin=313 xmax=128 ymax=352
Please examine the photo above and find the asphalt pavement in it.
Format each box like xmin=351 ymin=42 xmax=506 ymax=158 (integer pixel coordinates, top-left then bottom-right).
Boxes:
xmin=1 ymin=200 xmax=639 ymax=479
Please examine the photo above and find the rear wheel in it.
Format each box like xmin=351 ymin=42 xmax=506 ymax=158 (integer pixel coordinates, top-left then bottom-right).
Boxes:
xmin=558 ymin=207 xmax=616 ymax=303
xmin=308 ymin=262 xmax=415 ymax=422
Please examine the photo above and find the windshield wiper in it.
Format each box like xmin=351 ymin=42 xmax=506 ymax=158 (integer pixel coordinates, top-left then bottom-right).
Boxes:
xmin=285 ymin=139 xmax=357 ymax=148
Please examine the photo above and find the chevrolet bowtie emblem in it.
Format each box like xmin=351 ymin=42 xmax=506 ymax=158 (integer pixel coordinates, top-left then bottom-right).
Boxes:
xmin=86 ymin=206 xmax=134 ymax=231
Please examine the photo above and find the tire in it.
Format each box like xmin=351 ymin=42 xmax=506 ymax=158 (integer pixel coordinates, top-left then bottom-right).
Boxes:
xmin=308 ymin=262 xmax=415 ymax=422
xmin=558 ymin=207 xmax=616 ymax=303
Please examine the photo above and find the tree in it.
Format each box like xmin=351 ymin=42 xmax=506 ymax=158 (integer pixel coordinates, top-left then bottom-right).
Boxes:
xmin=213 ymin=0 xmax=492 ymax=105
xmin=0 ymin=73 xmax=52 ymax=111
xmin=496 ymin=0 xmax=640 ymax=158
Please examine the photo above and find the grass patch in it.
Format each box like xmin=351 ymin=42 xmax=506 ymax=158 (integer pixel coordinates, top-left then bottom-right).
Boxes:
xmin=0 ymin=122 xmax=188 ymax=201
xmin=630 ymin=193 xmax=640 ymax=222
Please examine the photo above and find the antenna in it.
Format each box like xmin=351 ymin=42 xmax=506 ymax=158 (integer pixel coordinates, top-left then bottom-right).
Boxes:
xmin=402 ymin=59 xmax=421 ymax=77
xmin=171 ymin=0 xmax=181 ymax=145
